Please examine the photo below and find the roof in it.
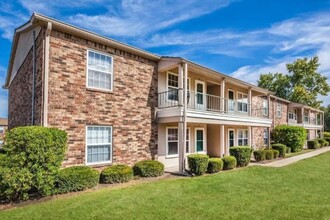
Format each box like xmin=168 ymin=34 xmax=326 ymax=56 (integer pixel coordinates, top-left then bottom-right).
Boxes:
xmin=0 ymin=118 xmax=8 ymax=126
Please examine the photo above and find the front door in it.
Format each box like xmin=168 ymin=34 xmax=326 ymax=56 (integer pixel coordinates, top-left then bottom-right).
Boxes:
xmin=195 ymin=80 xmax=206 ymax=109
xmin=228 ymin=129 xmax=235 ymax=147
xmin=228 ymin=90 xmax=235 ymax=112
xmin=195 ymin=128 xmax=204 ymax=152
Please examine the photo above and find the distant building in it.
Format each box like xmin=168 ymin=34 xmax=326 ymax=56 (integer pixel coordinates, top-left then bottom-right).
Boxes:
xmin=0 ymin=118 xmax=8 ymax=146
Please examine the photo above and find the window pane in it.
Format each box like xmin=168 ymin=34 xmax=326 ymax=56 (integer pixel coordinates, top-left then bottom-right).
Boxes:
xmin=87 ymin=51 xmax=112 ymax=90
xmin=87 ymin=126 xmax=112 ymax=163
xmin=168 ymin=142 xmax=178 ymax=155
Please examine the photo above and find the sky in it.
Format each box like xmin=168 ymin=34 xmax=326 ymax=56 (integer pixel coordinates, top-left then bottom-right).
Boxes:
xmin=0 ymin=0 xmax=330 ymax=118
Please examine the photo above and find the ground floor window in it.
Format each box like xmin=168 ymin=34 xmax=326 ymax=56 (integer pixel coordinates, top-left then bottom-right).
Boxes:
xmin=167 ymin=127 xmax=190 ymax=156
xmin=238 ymin=129 xmax=248 ymax=146
xmin=195 ymin=128 xmax=204 ymax=152
xmin=264 ymin=128 xmax=268 ymax=145
xmin=86 ymin=126 xmax=112 ymax=164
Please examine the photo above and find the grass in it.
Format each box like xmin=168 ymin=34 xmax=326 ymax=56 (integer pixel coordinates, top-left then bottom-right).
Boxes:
xmin=286 ymin=149 xmax=314 ymax=158
xmin=1 ymin=153 xmax=330 ymax=220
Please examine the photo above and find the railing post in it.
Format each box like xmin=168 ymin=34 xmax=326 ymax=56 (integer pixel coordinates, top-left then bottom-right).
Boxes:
xmin=248 ymin=87 xmax=252 ymax=116
xmin=221 ymin=78 xmax=225 ymax=113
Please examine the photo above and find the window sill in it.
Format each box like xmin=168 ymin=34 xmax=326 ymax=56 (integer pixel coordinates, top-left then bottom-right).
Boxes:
xmin=86 ymin=161 xmax=112 ymax=167
xmin=86 ymin=87 xmax=113 ymax=94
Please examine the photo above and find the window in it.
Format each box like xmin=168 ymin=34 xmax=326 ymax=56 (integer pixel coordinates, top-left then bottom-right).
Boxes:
xmin=264 ymin=128 xmax=268 ymax=145
xmin=238 ymin=129 xmax=248 ymax=146
xmin=237 ymin=93 xmax=248 ymax=112
xmin=195 ymin=128 xmax=204 ymax=152
xmin=87 ymin=50 xmax=113 ymax=91
xmin=86 ymin=126 xmax=112 ymax=164
xmin=0 ymin=127 xmax=4 ymax=134
xmin=167 ymin=72 xmax=190 ymax=102
xmin=276 ymin=103 xmax=282 ymax=118
xmin=167 ymin=127 xmax=190 ymax=156
xmin=263 ymin=99 xmax=268 ymax=116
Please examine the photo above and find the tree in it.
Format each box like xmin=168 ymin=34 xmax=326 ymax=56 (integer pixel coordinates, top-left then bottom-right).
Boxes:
xmin=320 ymin=105 xmax=330 ymax=131
xmin=257 ymin=56 xmax=330 ymax=108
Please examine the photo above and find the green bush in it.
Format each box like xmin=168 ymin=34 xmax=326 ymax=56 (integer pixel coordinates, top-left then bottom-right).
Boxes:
xmin=286 ymin=147 xmax=291 ymax=154
xmin=265 ymin=150 xmax=274 ymax=160
xmin=271 ymin=144 xmax=287 ymax=157
xmin=273 ymin=150 xmax=280 ymax=158
xmin=133 ymin=160 xmax=164 ymax=177
xmin=316 ymin=138 xmax=327 ymax=148
xmin=229 ymin=146 xmax=253 ymax=167
xmin=307 ymin=140 xmax=320 ymax=149
xmin=253 ymin=150 xmax=266 ymax=162
xmin=207 ymin=158 xmax=223 ymax=173
xmin=56 ymin=166 xmax=99 ymax=194
xmin=222 ymin=156 xmax=237 ymax=170
xmin=187 ymin=154 xmax=209 ymax=175
xmin=272 ymin=125 xmax=306 ymax=152
xmin=324 ymin=132 xmax=330 ymax=138
xmin=0 ymin=126 xmax=67 ymax=201
xmin=324 ymin=137 xmax=330 ymax=145
xmin=100 ymin=165 xmax=133 ymax=184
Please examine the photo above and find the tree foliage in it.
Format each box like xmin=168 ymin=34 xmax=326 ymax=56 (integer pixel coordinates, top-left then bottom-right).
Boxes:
xmin=257 ymin=56 xmax=330 ymax=108
xmin=320 ymin=105 xmax=330 ymax=131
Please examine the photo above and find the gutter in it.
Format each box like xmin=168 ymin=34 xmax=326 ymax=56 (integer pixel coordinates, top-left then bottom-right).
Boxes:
xmin=43 ymin=22 xmax=52 ymax=127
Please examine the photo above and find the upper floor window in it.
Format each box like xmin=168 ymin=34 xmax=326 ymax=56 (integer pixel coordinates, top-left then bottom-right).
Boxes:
xmin=87 ymin=50 xmax=113 ymax=91
xmin=166 ymin=72 xmax=190 ymax=102
xmin=276 ymin=103 xmax=282 ymax=118
xmin=0 ymin=127 xmax=4 ymax=134
xmin=237 ymin=93 xmax=248 ymax=113
xmin=263 ymin=99 xmax=268 ymax=116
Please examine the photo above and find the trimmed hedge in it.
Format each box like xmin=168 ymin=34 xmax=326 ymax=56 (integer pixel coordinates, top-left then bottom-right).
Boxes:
xmin=272 ymin=125 xmax=306 ymax=152
xmin=229 ymin=146 xmax=253 ymax=167
xmin=316 ymin=138 xmax=327 ymax=147
xmin=265 ymin=150 xmax=274 ymax=160
xmin=222 ymin=156 xmax=237 ymax=170
xmin=133 ymin=160 xmax=164 ymax=177
xmin=100 ymin=165 xmax=133 ymax=184
xmin=56 ymin=166 xmax=99 ymax=194
xmin=271 ymin=144 xmax=287 ymax=157
xmin=0 ymin=126 xmax=67 ymax=201
xmin=307 ymin=140 xmax=320 ymax=149
xmin=273 ymin=150 xmax=280 ymax=158
xmin=187 ymin=154 xmax=209 ymax=175
xmin=324 ymin=137 xmax=330 ymax=145
xmin=254 ymin=150 xmax=266 ymax=162
xmin=324 ymin=132 xmax=330 ymax=138
xmin=286 ymin=147 xmax=291 ymax=154
xmin=207 ymin=158 xmax=223 ymax=173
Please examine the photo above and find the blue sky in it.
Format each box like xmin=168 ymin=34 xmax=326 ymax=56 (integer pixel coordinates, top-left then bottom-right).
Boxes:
xmin=0 ymin=0 xmax=330 ymax=118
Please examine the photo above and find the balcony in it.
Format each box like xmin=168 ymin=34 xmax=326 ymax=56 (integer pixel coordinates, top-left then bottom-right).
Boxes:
xmin=157 ymin=90 xmax=272 ymax=125
xmin=287 ymin=113 xmax=323 ymax=128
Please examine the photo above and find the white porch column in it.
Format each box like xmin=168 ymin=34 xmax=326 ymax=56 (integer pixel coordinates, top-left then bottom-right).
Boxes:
xmin=301 ymin=106 xmax=304 ymax=124
xmin=267 ymin=94 xmax=271 ymax=119
xmin=248 ymin=126 xmax=252 ymax=147
xmin=178 ymin=64 xmax=186 ymax=173
xmin=308 ymin=109 xmax=311 ymax=124
xmin=220 ymin=124 xmax=225 ymax=157
xmin=268 ymin=127 xmax=271 ymax=149
xmin=248 ymin=87 xmax=252 ymax=116
xmin=221 ymin=78 xmax=225 ymax=113
xmin=178 ymin=121 xmax=185 ymax=173
xmin=178 ymin=65 xmax=184 ymax=106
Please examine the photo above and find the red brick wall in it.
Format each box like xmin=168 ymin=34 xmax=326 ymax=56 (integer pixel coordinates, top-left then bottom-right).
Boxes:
xmin=8 ymin=28 xmax=45 ymax=129
xmin=47 ymin=29 xmax=158 ymax=167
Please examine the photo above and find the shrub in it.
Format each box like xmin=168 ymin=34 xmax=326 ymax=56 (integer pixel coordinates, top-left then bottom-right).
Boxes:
xmin=307 ymin=140 xmax=320 ymax=149
xmin=324 ymin=132 xmax=330 ymax=138
xmin=265 ymin=150 xmax=274 ymax=160
xmin=286 ymin=147 xmax=291 ymax=154
xmin=272 ymin=125 xmax=306 ymax=152
xmin=100 ymin=165 xmax=133 ymax=184
xmin=253 ymin=150 xmax=266 ymax=162
xmin=1 ymin=126 xmax=67 ymax=201
xmin=133 ymin=160 xmax=164 ymax=177
xmin=316 ymin=138 xmax=327 ymax=148
xmin=186 ymin=154 xmax=209 ymax=175
xmin=229 ymin=146 xmax=253 ymax=167
xmin=56 ymin=166 xmax=99 ymax=194
xmin=207 ymin=158 xmax=223 ymax=173
xmin=324 ymin=137 xmax=330 ymax=145
xmin=271 ymin=144 xmax=287 ymax=157
xmin=222 ymin=156 xmax=237 ymax=170
xmin=273 ymin=150 xmax=280 ymax=158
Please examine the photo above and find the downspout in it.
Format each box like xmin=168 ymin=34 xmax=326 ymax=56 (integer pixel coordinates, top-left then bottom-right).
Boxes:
xmin=43 ymin=22 xmax=52 ymax=127
xmin=31 ymin=30 xmax=36 ymax=125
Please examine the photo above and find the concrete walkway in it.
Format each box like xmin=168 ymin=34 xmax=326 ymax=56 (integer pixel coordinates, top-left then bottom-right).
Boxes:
xmin=253 ymin=147 xmax=330 ymax=167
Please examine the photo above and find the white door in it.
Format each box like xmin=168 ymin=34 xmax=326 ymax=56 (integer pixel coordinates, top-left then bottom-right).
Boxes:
xmin=228 ymin=129 xmax=235 ymax=148
xmin=228 ymin=90 xmax=235 ymax=112
xmin=195 ymin=80 xmax=206 ymax=109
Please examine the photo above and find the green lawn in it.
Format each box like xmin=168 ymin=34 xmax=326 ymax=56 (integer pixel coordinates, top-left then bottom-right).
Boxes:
xmin=1 ymin=153 xmax=330 ymax=220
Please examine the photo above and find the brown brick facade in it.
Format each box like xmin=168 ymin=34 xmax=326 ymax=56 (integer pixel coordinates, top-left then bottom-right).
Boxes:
xmin=47 ymin=29 xmax=158 ymax=166
xmin=8 ymin=28 xmax=45 ymax=129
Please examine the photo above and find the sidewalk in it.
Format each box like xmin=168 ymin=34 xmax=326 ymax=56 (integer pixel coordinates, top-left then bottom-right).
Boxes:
xmin=252 ymin=147 xmax=330 ymax=167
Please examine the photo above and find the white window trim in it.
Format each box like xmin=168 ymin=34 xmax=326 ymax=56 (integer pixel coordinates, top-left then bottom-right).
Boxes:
xmin=263 ymin=128 xmax=268 ymax=145
xmin=237 ymin=92 xmax=248 ymax=113
xmin=86 ymin=49 xmax=114 ymax=92
xmin=228 ymin=129 xmax=236 ymax=147
xmin=195 ymin=127 xmax=207 ymax=154
xmin=227 ymin=89 xmax=235 ymax=112
xmin=165 ymin=71 xmax=191 ymax=93
xmin=263 ymin=99 xmax=269 ymax=116
xmin=85 ymin=125 xmax=113 ymax=166
xmin=0 ymin=126 xmax=4 ymax=134
xmin=165 ymin=126 xmax=190 ymax=158
xmin=237 ymin=129 xmax=248 ymax=146
xmin=276 ymin=103 xmax=282 ymax=118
